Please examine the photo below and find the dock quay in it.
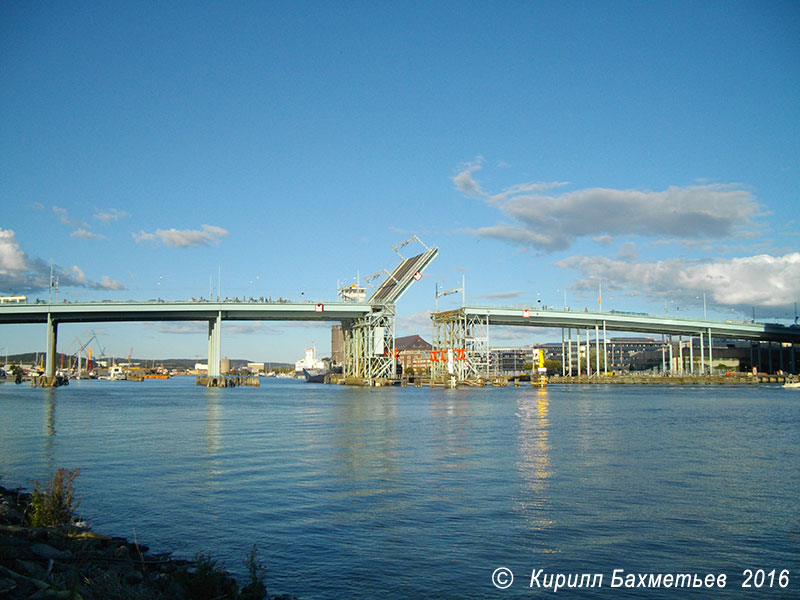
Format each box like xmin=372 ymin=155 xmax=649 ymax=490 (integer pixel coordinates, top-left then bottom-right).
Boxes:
xmin=553 ymin=374 xmax=792 ymax=385
xmin=330 ymin=373 xmax=793 ymax=388
xmin=195 ymin=374 xmax=260 ymax=387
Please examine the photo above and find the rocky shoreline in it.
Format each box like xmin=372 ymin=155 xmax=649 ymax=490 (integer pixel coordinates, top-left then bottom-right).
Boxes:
xmin=0 ymin=483 xmax=298 ymax=600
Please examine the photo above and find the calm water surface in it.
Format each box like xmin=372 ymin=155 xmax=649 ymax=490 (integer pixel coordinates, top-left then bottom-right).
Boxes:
xmin=1 ymin=378 xmax=798 ymax=598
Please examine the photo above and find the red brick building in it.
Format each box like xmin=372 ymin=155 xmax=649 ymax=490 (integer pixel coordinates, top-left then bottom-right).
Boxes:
xmin=396 ymin=334 xmax=432 ymax=374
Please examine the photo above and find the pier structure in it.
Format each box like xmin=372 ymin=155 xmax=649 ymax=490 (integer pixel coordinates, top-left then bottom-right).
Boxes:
xmin=431 ymin=306 xmax=800 ymax=383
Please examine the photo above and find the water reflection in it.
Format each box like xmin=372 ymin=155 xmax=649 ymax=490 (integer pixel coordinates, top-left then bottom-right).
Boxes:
xmin=515 ymin=388 xmax=554 ymax=534
xmin=203 ymin=389 xmax=223 ymax=485
xmin=428 ymin=392 xmax=478 ymax=471
xmin=43 ymin=389 xmax=56 ymax=471
xmin=332 ymin=394 xmax=400 ymax=482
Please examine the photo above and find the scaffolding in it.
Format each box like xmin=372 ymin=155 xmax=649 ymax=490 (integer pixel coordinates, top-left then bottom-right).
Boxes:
xmin=431 ymin=308 xmax=490 ymax=381
xmin=341 ymin=305 xmax=396 ymax=383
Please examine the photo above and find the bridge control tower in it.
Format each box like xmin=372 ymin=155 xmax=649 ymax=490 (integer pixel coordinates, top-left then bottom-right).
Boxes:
xmin=340 ymin=236 xmax=438 ymax=383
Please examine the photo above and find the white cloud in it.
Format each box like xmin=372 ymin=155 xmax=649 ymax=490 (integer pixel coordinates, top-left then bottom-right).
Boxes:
xmin=617 ymin=242 xmax=638 ymax=260
xmin=453 ymin=161 xmax=762 ymax=252
xmin=96 ymin=276 xmax=125 ymax=290
xmin=159 ymin=323 xmax=207 ymax=335
xmin=94 ymin=208 xmax=130 ymax=222
xmin=396 ymin=309 xmax=434 ymax=336
xmin=71 ymin=228 xmax=105 ymax=240
xmin=593 ymin=235 xmax=614 ymax=246
xmin=71 ymin=266 xmax=86 ymax=283
xmin=133 ymin=225 xmax=229 ymax=248
xmin=466 ymin=224 xmax=565 ymax=250
xmin=452 ymin=158 xmax=568 ymax=206
xmin=52 ymin=206 xmax=89 ymax=229
xmin=474 ymin=290 xmax=524 ymax=300
xmin=132 ymin=231 xmax=158 ymax=244
xmin=226 ymin=322 xmax=266 ymax=335
xmin=452 ymin=157 xmax=486 ymax=198
xmin=0 ymin=228 xmax=126 ymax=293
xmin=557 ymin=252 xmax=800 ymax=312
xmin=491 ymin=326 xmax=537 ymax=341
xmin=0 ymin=228 xmax=26 ymax=274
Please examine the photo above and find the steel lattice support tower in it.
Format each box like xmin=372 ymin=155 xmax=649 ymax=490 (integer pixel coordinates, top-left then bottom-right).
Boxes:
xmin=341 ymin=305 xmax=396 ymax=383
xmin=431 ymin=308 xmax=490 ymax=382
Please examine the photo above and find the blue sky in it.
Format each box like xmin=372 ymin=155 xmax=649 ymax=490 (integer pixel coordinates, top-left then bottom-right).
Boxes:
xmin=1 ymin=1 xmax=798 ymax=362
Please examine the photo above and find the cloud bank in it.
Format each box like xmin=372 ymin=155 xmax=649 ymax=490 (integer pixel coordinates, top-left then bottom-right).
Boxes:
xmin=557 ymin=252 xmax=800 ymax=313
xmin=0 ymin=228 xmax=124 ymax=293
xmin=453 ymin=160 xmax=761 ymax=251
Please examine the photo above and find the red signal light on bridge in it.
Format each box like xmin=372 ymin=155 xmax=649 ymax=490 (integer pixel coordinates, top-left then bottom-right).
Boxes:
xmin=522 ymin=309 xmax=530 ymax=318
xmin=315 ymin=303 xmax=324 ymax=313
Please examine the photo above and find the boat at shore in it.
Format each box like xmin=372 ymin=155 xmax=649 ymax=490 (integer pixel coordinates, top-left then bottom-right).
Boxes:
xmin=783 ymin=381 xmax=800 ymax=389
xmin=303 ymin=367 xmax=329 ymax=383
xmin=295 ymin=346 xmax=328 ymax=380
xmin=99 ymin=365 xmax=127 ymax=380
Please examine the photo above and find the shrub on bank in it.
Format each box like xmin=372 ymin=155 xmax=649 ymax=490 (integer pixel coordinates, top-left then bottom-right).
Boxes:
xmin=27 ymin=467 xmax=81 ymax=530
xmin=3 ymin=472 xmax=280 ymax=600
xmin=242 ymin=544 xmax=268 ymax=600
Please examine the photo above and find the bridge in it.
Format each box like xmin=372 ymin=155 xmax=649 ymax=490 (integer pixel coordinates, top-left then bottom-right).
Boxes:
xmin=2 ymin=236 xmax=799 ymax=384
xmin=0 ymin=237 xmax=439 ymax=385
xmin=431 ymin=305 xmax=800 ymax=381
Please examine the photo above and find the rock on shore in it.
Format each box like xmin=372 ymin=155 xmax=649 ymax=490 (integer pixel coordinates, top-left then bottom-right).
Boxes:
xmin=0 ymin=484 xmax=299 ymax=600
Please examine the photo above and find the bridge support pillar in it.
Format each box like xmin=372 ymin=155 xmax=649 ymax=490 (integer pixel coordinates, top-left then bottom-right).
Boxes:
xmin=567 ymin=329 xmax=573 ymax=376
xmin=668 ymin=336 xmax=674 ymax=373
xmin=699 ymin=331 xmax=705 ymax=375
xmin=208 ymin=311 xmax=222 ymax=378
xmin=594 ymin=324 xmax=600 ymax=376
xmin=708 ymin=328 xmax=713 ymax=375
xmin=768 ymin=341 xmax=774 ymax=374
xmin=45 ymin=312 xmax=58 ymax=377
xmin=585 ymin=328 xmax=591 ymax=376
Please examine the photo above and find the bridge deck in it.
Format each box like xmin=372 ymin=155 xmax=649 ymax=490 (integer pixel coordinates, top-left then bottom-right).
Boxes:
xmin=0 ymin=301 xmax=374 ymax=324
xmin=434 ymin=306 xmax=800 ymax=343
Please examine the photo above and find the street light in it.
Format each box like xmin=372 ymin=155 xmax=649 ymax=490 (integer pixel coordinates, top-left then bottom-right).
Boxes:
xmin=695 ymin=293 xmax=707 ymax=319
xmin=556 ymin=288 xmax=567 ymax=310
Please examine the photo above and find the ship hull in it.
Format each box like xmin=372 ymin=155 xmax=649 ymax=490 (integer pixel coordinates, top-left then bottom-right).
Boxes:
xmin=303 ymin=368 xmax=329 ymax=383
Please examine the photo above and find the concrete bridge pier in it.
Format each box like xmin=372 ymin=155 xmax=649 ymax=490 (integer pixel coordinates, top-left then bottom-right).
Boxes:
xmin=208 ymin=311 xmax=222 ymax=378
xmin=45 ymin=312 xmax=58 ymax=377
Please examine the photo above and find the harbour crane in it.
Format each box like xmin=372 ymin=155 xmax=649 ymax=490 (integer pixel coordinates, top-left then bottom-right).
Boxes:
xmin=69 ymin=330 xmax=106 ymax=378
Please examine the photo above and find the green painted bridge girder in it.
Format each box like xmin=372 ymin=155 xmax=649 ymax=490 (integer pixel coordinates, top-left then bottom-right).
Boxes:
xmin=433 ymin=306 xmax=800 ymax=344
xmin=0 ymin=301 xmax=375 ymax=325
xmin=0 ymin=300 xmax=383 ymax=379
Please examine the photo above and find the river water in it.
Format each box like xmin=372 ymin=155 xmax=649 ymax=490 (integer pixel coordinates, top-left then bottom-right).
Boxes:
xmin=0 ymin=377 xmax=797 ymax=598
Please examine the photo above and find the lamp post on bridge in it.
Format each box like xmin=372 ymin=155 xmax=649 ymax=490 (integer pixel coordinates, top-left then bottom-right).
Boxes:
xmin=695 ymin=293 xmax=707 ymax=320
